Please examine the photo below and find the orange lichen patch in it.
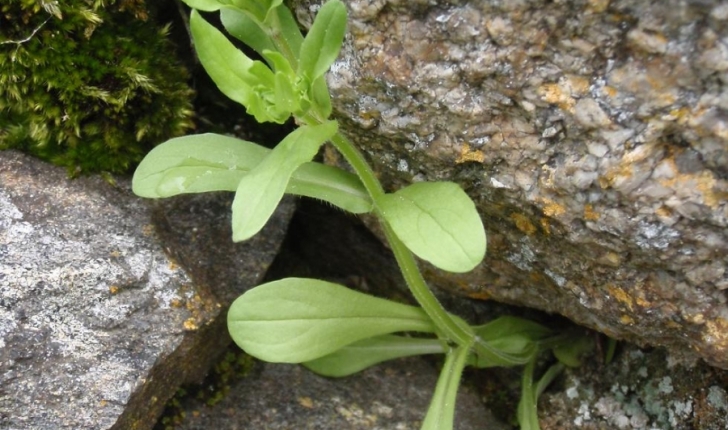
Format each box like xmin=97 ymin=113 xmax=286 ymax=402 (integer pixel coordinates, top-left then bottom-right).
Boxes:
xmin=141 ymin=224 xmax=155 ymax=236
xmin=563 ymin=74 xmax=590 ymax=96
xmin=583 ymin=204 xmax=600 ymax=221
xmin=702 ymin=318 xmax=728 ymax=349
xmin=635 ymin=295 xmax=651 ymax=308
xmin=510 ymin=213 xmax=537 ymax=235
xmin=109 ymin=250 xmax=122 ymax=258
xmin=538 ymin=197 xmax=566 ymax=218
xmin=170 ymin=298 xmax=184 ymax=308
xmin=597 ymin=251 xmax=622 ymax=267
xmin=620 ymin=314 xmax=635 ymax=325
xmin=456 ymin=142 xmax=486 ymax=164
xmin=298 ymin=397 xmax=315 ymax=409
xmin=183 ymin=318 xmax=199 ymax=331
xmin=539 ymin=218 xmax=551 ymax=235
xmin=600 ymin=85 xmax=619 ymax=98
xmin=660 ymin=169 xmax=721 ymax=208
xmin=686 ymin=313 xmax=706 ymax=325
xmin=587 ymin=0 xmax=609 ymax=13
xmin=109 ymin=285 xmax=119 ymax=294
xmin=168 ymin=260 xmax=179 ymax=271
xmin=537 ymin=83 xmax=575 ymax=112
xmin=655 ymin=205 xmax=673 ymax=218
xmin=467 ymin=291 xmax=491 ymax=300
xmin=607 ymin=284 xmax=634 ymax=311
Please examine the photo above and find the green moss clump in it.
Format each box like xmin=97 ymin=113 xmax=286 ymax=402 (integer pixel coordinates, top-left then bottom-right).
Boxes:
xmin=0 ymin=0 xmax=194 ymax=175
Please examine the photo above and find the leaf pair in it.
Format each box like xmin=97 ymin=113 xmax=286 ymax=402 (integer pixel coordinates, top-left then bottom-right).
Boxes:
xmin=227 ymin=278 xmax=437 ymax=363
xmin=132 ymin=132 xmax=372 ymax=215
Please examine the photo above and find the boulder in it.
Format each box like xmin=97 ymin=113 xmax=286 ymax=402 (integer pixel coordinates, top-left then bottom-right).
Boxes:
xmin=292 ymin=0 xmax=728 ymax=369
xmin=0 ymin=150 xmax=293 ymax=429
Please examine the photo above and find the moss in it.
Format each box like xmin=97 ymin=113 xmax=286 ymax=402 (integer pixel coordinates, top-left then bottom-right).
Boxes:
xmin=0 ymin=0 xmax=194 ymax=175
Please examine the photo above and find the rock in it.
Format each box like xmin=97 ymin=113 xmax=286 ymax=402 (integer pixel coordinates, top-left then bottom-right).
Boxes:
xmin=291 ymin=0 xmax=728 ymax=369
xmin=540 ymin=343 xmax=728 ymax=429
xmin=0 ymin=151 xmax=293 ymax=429
xmin=174 ymin=358 xmax=508 ymax=430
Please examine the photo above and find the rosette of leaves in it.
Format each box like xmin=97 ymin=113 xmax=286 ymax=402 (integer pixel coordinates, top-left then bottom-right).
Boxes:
xmin=0 ymin=0 xmax=194 ymax=175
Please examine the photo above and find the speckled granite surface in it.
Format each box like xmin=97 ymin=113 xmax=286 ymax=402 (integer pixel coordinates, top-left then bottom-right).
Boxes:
xmin=292 ymin=0 xmax=728 ymax=369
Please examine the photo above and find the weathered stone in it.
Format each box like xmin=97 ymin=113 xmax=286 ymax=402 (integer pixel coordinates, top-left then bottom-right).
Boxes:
xmin=540 ymin=343 xmax=728 ymax=429
xmin=0 ymin=151 xmax=292 ymax=429
xmin=292 ymin=0 xmax=728 ymax=369
xmin=174 ymin=358 xmax=508 ymax=430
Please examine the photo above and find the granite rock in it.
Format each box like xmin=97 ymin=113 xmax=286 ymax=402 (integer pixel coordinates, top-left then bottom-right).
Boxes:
xmin=0 ymin=150 xmax=292 ymax=429
xmin=292 ymin=0 xmax=728 ymax=369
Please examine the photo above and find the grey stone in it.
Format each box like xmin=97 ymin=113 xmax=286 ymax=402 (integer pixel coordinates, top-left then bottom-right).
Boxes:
xmin=292 ymin=0 xmax=728 ymax=369
xmin=174 ymin=358 xmax=508 ymax=430
xmin=540 ymin=344 xmax=728 ymax=430
xmin=0 ymin=151 xmax=293 ymax=429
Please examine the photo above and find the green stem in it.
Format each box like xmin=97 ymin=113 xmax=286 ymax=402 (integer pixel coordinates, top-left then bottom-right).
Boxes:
xmin=327 ymin=131 xmax=474 ymax=347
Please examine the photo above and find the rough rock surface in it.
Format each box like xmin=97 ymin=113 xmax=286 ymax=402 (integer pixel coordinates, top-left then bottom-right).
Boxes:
xmin=174 ymin=358 xmax=508 ymax=430
xmin=0 ymin=151 xmax=292 ymax=429
xmin=540 ymin=344 xmax=728 ymax=429
xmin=292 ymin=0 xmax=728 ymax=368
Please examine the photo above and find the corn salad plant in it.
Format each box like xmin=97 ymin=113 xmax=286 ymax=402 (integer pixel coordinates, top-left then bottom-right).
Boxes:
xmin=132 ymin=1 xmax=591 ymax=428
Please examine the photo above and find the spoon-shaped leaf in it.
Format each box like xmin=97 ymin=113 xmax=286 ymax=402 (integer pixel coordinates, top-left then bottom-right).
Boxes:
xmin=378 ymin=181 xmax=486 ymax=273
xmin=227 ymin=278 xmax=437 ymax=363
xmin=304 ymin=334 xmax=445 ymax=377
xmin=232 ymin=121 xmax=337 ymax=241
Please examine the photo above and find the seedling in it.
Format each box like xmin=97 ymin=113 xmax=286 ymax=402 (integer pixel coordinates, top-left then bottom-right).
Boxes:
xmin=133 ymin=1 xmax=590 ymax=428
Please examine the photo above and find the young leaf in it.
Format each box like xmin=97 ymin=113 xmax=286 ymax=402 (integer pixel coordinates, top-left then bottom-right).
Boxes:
xmin=303 ymin=334 xmax=444 ymax=377
xmin=297 ymin=0 xmax=347 ymax=81
xmin=221 ymin=8 xmax=276 ymax=56
xmin=232 ymin=121 xmax=337 ymax=241
xmin=227 ymin=278 xmax=437 ymax=363
xmin=264 ymin=3 xmax=304 ymax=62
xmin=190 ymin=10 xmax=288 ymax=123
xmin=182 ymin=0 xmax=226 ymax=11
xmin=421 ymin=344 xmax=471 ymax=430
xmin=465 ymin=317 xmax=552 ymax=368
xmin=132 ymin=133 xmax=268 ymax=198
xmin=378 ymin=181 xmax=486 ymax=273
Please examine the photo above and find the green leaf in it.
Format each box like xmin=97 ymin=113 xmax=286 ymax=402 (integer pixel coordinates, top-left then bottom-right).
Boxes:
xmin=378 ymin=181 xmax=486 ymax=273
xmin=221 ymin=8 xmax=276 ymax=56
xmin=297 ymin=0 xmax=347 ymax=81
xmin=131 ymin=133 xmax=372 ymax=212
xmin=182 ymin=0 xmax=226 ymax=11
xmin=232 ymin=121 xmax=337 ymax=241
xmin=467 ymin=317 xmax=552 ymax=368
xmin=290 ymin=163 xmax=372 ymax=214
xmin=309 ymin=75 xmax=332 ymax=119
xmin=264 ymin=4 xmax=304 ymax=62
xmin=304 ymin=334 xmax=444 ymax=377
xmin=190 ymin=10 xmax=288 ymax=123
xmin=227 ymin=278 xmax=437 ymax=363
xmin=132 ymin=133 xmax=268 ymax=198
xmin=421 ymin=344 xmax=470 ymax=430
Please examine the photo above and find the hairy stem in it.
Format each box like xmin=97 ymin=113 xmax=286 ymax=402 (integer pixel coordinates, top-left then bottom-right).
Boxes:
xmin=327 ymin=131 xmax=474 ymax=347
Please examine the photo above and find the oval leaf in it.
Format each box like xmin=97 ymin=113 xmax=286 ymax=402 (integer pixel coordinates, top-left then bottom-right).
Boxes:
xmin=232 ymin=121 xmax=337 ymax=241
xmin=297 ymin=0 xmax=347 ymax=81
xmin=378 ymin=181 xmax=486 ymax=273
xmin=227 ymin=278 xmax=437 ymax=363
xmin=132 ymin=134 xmax=268 ymax=198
